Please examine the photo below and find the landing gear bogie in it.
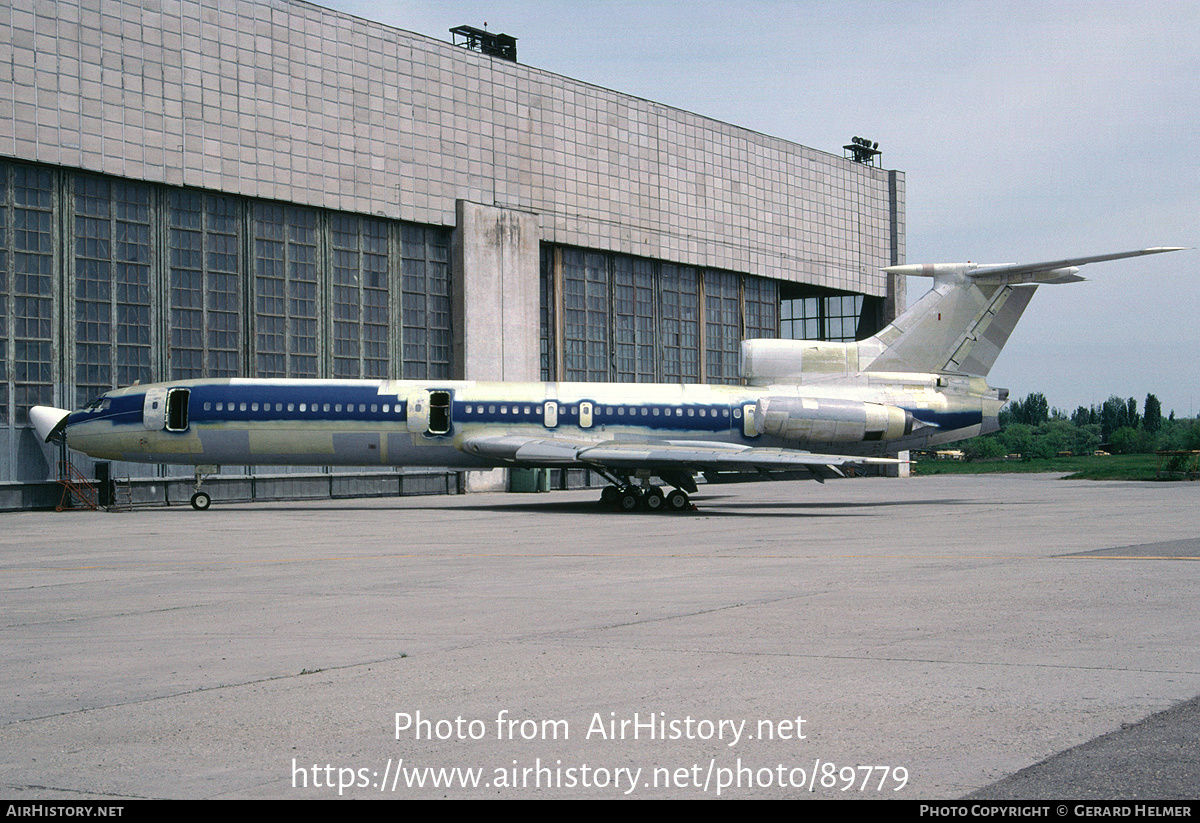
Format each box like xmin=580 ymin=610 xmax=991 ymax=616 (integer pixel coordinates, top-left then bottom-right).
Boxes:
xmin=600 ymin=483 xmax=693 ymax=513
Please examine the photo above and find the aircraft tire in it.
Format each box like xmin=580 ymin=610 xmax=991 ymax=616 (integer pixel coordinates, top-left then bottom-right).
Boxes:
xmin=599 ymin=485 xmax=620 ymax=504
xmin=641 ymin=487 xmax=666 ymax=512
xmin=190 ymin=491 xmax=211 ymax=511
xmin=617 ymin=489 xmax=641 ymax=512
xmin=665 ymin=489 xmax=690 ymax=512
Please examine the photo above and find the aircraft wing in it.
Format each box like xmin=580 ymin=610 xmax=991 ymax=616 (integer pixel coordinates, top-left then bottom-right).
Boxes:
xmin=461 ymin=433 xmax=901 ymax=481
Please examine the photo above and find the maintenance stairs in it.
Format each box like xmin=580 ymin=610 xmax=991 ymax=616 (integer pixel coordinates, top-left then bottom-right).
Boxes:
xmin=54 ymin=460 xmax=99 ymax=511
xmin=54 ymin=461 xmax=134 ymax=512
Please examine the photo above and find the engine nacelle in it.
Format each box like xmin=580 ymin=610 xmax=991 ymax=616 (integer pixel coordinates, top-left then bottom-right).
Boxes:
xmin=754 ymin=396 xmax=914 ymax=443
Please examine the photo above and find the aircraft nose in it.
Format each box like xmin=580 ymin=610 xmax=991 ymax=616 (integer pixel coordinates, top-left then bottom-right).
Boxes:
xmin=29 ymin=406 xmax=71 ymax=443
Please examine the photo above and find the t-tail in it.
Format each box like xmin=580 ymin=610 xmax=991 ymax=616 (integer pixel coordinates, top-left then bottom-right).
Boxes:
xmin=863 ymin=248 xmax=1184 ymax=378
xmin=740 ymin=248 xmax=1184 ymax=386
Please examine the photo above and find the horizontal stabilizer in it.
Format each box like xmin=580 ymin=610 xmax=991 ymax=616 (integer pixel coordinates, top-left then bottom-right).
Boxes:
xmin=868 ymin=247 xmax=1186 ymax=376
xmin=885 ymin=247 xmax=1185 ymax=284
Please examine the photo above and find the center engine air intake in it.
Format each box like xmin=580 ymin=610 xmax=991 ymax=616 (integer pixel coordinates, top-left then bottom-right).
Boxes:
xmin=754 ymin=397 xmax=914 ymax=443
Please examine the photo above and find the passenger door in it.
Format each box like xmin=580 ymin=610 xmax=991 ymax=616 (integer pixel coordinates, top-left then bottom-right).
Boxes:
xmin=143 ymin=388 xmax=167 ymax=431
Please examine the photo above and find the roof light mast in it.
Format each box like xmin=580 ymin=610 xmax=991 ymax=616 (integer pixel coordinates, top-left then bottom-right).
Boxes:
xmin=844 ymin=136 xmax=881 ymax=166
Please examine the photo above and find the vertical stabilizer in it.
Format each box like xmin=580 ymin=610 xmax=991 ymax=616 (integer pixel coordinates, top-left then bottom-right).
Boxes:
xmin=861 ymin=274 xmax=1035 ymax=377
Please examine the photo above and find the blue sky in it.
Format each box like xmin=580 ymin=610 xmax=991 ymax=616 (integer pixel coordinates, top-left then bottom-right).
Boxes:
xmin=317 ymin=1 xmax=1199 ymax=416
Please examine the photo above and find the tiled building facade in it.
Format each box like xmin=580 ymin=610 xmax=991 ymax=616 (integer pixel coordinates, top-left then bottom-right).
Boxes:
xmin=0 ymin=0 xmax=904 ymax=504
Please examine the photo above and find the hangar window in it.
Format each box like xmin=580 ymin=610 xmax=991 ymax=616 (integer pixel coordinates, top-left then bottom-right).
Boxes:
xmin=74 ymin=176 xmax=153 ymax=407
xmin=169 ymin=190 xmax=240 ymax=380
xmin=780 ymin=285 xmax=882 ymax=343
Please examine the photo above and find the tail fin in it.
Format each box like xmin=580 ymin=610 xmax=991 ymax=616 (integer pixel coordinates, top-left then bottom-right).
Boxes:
xmin=861 ymin=248 xmax=1184 ymax=377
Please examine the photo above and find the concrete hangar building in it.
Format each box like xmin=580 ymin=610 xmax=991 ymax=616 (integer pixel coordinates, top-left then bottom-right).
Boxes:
xmin=0 ymin=0 xmax=905 ymax=509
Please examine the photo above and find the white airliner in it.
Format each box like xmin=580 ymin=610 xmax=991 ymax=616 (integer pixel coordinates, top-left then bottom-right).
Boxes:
xmin=30 ymin=248 xmax=1184 ymax=512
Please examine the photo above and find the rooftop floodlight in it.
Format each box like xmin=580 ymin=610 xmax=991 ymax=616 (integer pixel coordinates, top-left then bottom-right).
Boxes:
xmin=843 ymin=136 xmax=882 ymax=166
xmin=450 ymin=25 xmax=518 ymax=61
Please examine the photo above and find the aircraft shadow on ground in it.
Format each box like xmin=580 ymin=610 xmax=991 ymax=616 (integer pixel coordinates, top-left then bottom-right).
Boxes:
xmin=206 ymin=495 xmax=972 ymax=518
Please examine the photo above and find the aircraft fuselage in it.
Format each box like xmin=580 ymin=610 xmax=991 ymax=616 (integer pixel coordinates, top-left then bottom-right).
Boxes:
xmin=60 ymin=374 xmax=997 ymax=468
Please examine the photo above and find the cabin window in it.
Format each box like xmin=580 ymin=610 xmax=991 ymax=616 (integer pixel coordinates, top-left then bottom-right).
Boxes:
xmin=165 ymin=388 xmax=190 ymax=432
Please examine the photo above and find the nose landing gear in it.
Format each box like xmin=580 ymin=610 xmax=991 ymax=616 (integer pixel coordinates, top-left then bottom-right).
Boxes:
xmin=188 ymin=465 xmax=219 ymax=511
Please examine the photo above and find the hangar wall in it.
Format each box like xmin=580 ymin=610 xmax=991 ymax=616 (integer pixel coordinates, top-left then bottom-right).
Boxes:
xmin=0 ymin=0 xmax=905 ymax=507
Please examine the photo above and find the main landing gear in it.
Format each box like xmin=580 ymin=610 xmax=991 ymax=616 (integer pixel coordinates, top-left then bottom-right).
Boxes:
xmin=598 ymin=483 xmax=694 ymax=513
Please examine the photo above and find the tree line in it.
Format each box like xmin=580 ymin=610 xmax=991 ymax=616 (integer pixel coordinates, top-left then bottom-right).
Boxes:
xmin=957 ymin=392 xmax=1200 ymax=460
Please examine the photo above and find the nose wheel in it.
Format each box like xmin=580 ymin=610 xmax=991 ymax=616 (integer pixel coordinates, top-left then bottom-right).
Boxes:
xmin=188 ymin=465 xmax=219 ymax=511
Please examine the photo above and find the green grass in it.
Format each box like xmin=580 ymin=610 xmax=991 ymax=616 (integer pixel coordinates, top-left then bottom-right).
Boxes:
xmin=911 ymin=453 xmax=1184 ymax=481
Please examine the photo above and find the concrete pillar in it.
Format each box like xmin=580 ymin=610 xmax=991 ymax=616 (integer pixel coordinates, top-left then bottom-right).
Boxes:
xmin=451 ymin=200 xmax=541 ymax=382
xmin=451 ymin=201 xmax=541 ymax=493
